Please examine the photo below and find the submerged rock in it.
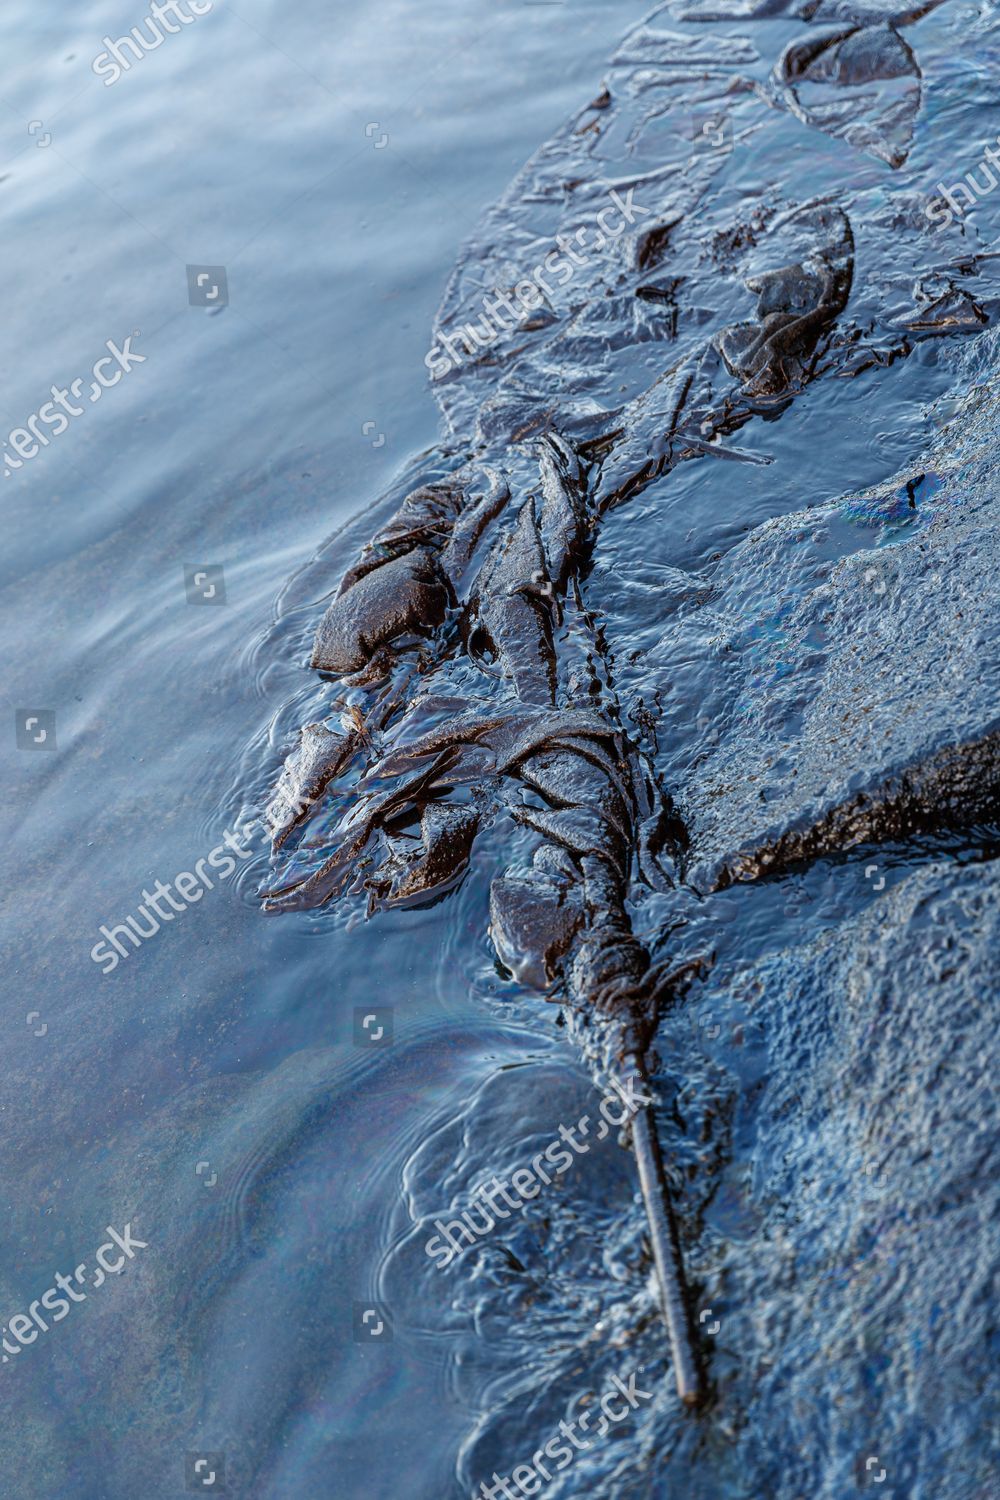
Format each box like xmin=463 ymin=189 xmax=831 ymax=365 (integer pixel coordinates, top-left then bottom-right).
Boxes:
xmin=669 ymin=856 xmax=999 ymax=1497
xmin=611 ymin=349 xmax=1000 ymax=893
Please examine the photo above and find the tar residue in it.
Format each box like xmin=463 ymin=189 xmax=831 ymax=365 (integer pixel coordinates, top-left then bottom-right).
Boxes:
xmin=258 ymin=0 xmax=1000 ymax=1493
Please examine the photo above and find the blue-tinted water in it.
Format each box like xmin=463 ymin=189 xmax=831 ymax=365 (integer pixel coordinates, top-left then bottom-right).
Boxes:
xmin=3 ymin=4 xmax=661 ymax=1496
xmin=4 ymin=2 xmax=999 ymax=1498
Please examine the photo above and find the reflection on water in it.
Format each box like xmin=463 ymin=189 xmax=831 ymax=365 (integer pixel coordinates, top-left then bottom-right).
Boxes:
xmin=4 ymin=0 xmax=999 ymax=1497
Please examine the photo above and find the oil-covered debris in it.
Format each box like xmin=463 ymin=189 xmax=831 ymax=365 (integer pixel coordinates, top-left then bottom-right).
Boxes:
xmin=715 ymin=203 xmax=854 ymax=396
xmin=771 ymin=20 xmax=921 ymax=166
xmin=254 ymin=0 xmax=998 ymax=1440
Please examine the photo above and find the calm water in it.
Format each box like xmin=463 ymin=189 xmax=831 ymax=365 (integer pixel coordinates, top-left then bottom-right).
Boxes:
xmin=4 ymin=1 xmax=998 ymax=1497
xmin=3 ymin=4 xmax=654 ymax=1497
